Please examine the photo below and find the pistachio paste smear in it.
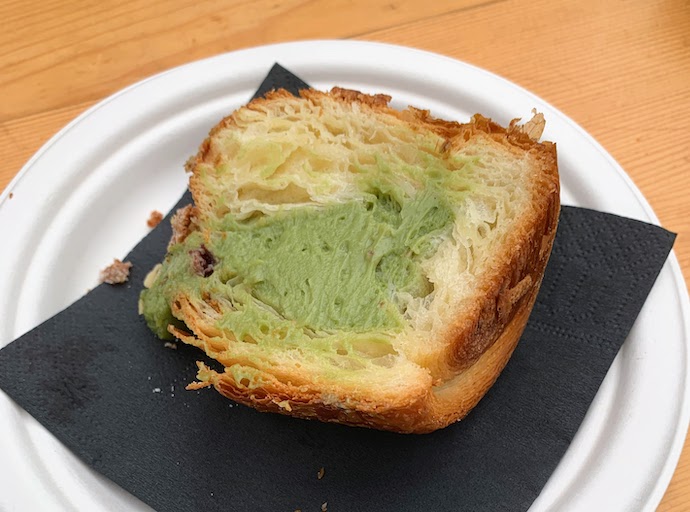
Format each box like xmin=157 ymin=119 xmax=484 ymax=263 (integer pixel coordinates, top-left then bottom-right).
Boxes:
xmin=140 ymin=184 xmax=455 ymax=343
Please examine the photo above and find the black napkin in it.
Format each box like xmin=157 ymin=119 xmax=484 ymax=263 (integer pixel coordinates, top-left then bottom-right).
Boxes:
xmin=0 ymin=65 xmax=676 ymax=512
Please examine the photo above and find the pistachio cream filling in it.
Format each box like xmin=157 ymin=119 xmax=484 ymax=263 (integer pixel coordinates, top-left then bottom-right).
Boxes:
xmin=140 ymin=185 xmax=454 ymax=341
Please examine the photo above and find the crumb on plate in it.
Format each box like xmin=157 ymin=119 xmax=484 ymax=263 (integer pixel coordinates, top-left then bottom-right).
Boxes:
xmin=99 ymin=259 xmax=132 ymax=284
xmin=147 ymin=209 xmax=164 ymax=228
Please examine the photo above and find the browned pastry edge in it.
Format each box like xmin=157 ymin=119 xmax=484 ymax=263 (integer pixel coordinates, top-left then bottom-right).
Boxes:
xmin=172 ymin=87 xmax=559 ymax=433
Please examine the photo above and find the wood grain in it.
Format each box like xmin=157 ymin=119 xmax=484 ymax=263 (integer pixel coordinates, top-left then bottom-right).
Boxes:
xmin=0 ymin=0 xmax=689 ymax=509
xmin=0 ymin=0 xmax=483 ymax=121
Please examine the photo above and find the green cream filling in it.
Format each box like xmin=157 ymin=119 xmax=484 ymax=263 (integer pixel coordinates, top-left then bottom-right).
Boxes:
xmin=140 ymin=140 xmax=482 ymax=348
xmin=140 ymin=185 xmax=454 ymax=341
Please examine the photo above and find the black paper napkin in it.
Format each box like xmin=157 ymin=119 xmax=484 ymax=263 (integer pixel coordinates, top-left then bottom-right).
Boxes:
xmin=0 ymin=64 xmax=677 ymax=512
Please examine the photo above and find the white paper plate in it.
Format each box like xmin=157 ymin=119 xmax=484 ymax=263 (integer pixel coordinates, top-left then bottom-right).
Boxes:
xmin=0 ymin=40 xmax=688 ymax=512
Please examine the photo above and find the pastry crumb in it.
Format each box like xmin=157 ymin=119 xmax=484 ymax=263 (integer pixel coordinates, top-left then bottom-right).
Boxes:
xmin=276 ymin=399 xmax=292 ymax=412
xmin=169 ymin=204 xmax=196 ymax=248
xmin=8 ymin=192 xmax=13 ymax=199
xmin=321 ymin=502 xmax=328 ymax=512
xmin=152 ymin=387 xmax=161 ymax=393
xmin=317 ymin=467 xmax=325 ymax=480
xmin=510 ymin=108 xmax=546 ymax=141
xmin=147 ymin=209 xmax=164 ymax=228
xmin=99 ymin=259 xmax=132 ymax=284
xmin=163 ymin=342 xmax=178 ymax=350
xmin=522 ymin=110 xmax=546 ymax=140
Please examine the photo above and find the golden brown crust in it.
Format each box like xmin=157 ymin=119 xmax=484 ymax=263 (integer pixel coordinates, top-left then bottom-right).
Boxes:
xmin=190 ymin=366 xmax=435 ymax=433
xmin=328 ymin=87 xmax=392 ymax=108
xmin=434 ymin=138 xmax=559 ymax=383
xmin=181 ymin=264 xmax=544 ymax=434
xmin=176 ymin=87 xmax=560 ymax=433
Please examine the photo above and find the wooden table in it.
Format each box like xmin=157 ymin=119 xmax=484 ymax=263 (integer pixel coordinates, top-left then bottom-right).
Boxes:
xmin=1 ymin=0 xmax=688 ymax=508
